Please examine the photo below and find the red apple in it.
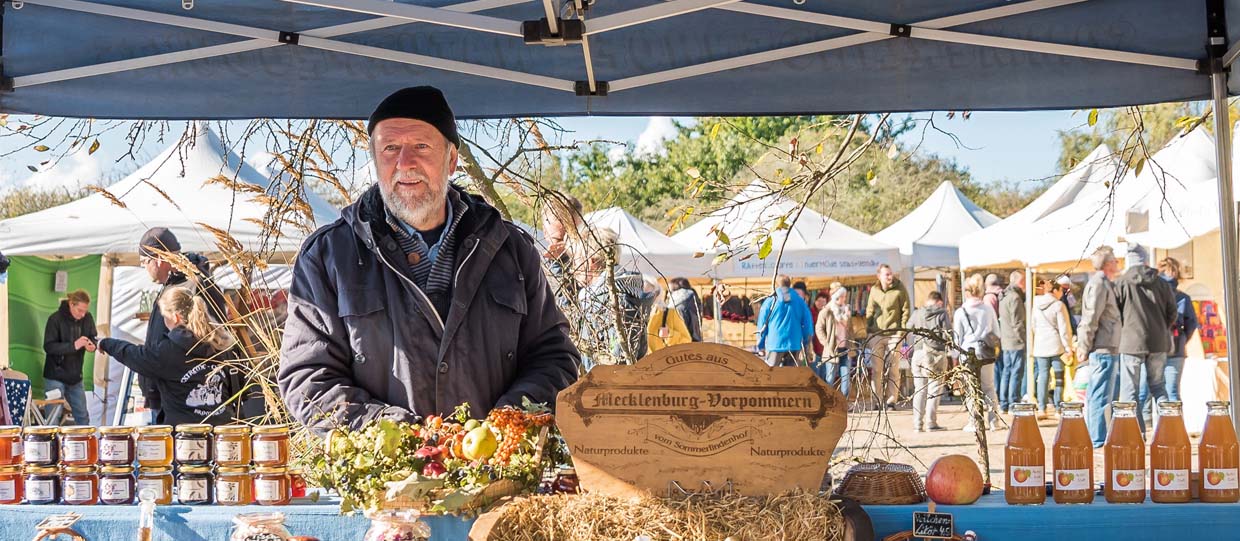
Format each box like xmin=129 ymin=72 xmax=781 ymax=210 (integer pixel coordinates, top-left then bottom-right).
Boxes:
xmin=414 ymin=446 xmax=442 ymax=461
xmin=925 ymin=455 xmax=984 ymax=505
xmin=422 ymin=462 xmax=448 ymax=477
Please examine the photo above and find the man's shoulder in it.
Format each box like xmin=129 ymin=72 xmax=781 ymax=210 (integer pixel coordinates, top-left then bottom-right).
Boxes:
xmin=296 ymin=217 xmax=354 ymax=260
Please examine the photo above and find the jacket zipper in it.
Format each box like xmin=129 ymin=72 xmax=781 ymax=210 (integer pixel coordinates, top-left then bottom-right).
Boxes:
xmin=374 ymin=248 xmax=445 ymax=332
xmin=454 ymin=238 xmax=480 ymax=289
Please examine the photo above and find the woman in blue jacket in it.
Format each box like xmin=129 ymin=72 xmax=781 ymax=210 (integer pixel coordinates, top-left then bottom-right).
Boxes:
xmin=757 ymin=275 xmax=814 ymax=367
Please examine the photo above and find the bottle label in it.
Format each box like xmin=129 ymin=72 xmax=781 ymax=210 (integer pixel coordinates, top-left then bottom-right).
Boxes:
xmin=26 ymin=441 xmax=51 ymax=463
xmin=178 ymin=479 xmax=208 ymax=503
xmin=1153 ymin=469 xmax=1190 ymax=491
xmin=217 ymin=480 xmax=241 ymax=503
xmin=217 ymin=441 xmax=242 ymax=463
xmin=1054 ymin=469 xmax=1090 ymax=491
xmin=101 ymin=478 xmax=130 ymax=501
xmin=100 ymin=440 xmax=130 ymax=461
xmin=1111 ymin=469 xmax=1145 ymax=491
xmin=1009 ymin=465 xmax=1044 ymax=488
xmin=137 ymin=478 xmax=166 ymax=500
xmin=64 ymin=480 xmax=93 ymax=502
xmin=27 ymin=479 xmax=54 ymax=501
xmin=12 ymin=440 xmax=21 ymax=458
xmin=254 ymin=441 xmax=280 ymax=462
xmin=0 ymin=479 xmax=14 ymax=501
xmin=256 ymin=479 xmax=283 ymax=502
xmin=137 ymin=440 xmax=166 ymax=461
xmin=175 ymin=440 xmax=208 ymax=463
xmin=63 ymin=441 xmax=88 ymax=462
xmin=1204 ymin=468 xmax=1240 ymax=490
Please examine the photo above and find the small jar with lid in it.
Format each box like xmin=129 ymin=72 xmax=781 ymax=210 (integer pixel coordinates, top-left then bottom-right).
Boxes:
xmin=136 ymin=425 xmax=174 ymax=467
xmin=62 ymin=465 xmax=99 ymax=505
xmin=177 ymin=465 xmax=214 ymax=505
xmin=100 ymin=465 xmax=136 ymax=505
xmin=174 ymin=424 xmax=213 ymax=465
xmin=254 ymin=466 xmax=291 ymax=506
xmin=252 ymin=425 xmax=290 ymax=467
xmin=0 ymin=465 xmax=22 ymax=504
xmin=552 ymin=468 xmax=579 ymax=494
xmin=0 ymin=426 xmax=22 ymax=466
xmin=24 ymin=465 xmax=60 ymax=504
xmin=289 ymin=469 xmax=307 ymax=499
xmin=136 ymin=466 xmax=174 ymax=505
xmin=230 ymin=512 xmax=291 ymax=541
xmin=216 ymin=466 xmax=254 ymax=506
xmin=99 ymin=426 xmax=135 ymax=465
xmin=215 ymin=425 xmax=252 ymax=466
xmin=23 ymin=426 xmax=58 ymax=466
xmin=60 ymin=426 xmax=99 ymax=466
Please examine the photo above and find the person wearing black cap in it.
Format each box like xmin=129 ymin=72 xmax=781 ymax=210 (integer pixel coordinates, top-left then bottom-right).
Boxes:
xmin=278 ymin=86 xmax=580 ymax=435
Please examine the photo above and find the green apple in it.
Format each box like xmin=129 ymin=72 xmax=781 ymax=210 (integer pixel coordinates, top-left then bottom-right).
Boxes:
xmin=462 ymin=426 xmax=499 ymax=461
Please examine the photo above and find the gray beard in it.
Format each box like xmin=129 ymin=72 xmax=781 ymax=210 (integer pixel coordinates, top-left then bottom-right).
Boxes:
xmin=377 ymin=170 xmax=448 ymax=228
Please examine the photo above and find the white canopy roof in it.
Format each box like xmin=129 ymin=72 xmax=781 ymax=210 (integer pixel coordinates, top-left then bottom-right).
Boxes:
xmin=958 ymin=144 xmax=1121 ymax=269
xmin=875 ymin=181 xmax=999 ymax=269
xmin=584 ymin=206 xmax=707 ymax=279
xmin=0 ymin=124 xmax=340 ymax=260
xmin=672 ymin=181 xmax=899 ymax=278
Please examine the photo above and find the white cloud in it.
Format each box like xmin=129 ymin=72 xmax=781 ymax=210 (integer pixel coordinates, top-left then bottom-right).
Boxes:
xmin=634 ymin=117 xmax=677 ymax=157
xmin=18 ymin=146 xmax=104 ymax=192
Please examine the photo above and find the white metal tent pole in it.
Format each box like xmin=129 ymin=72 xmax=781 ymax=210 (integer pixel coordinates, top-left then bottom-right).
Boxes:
xmin=1025 ymin=266 xmax=1035 ymax=403
xmin=713 ymin=278 xmax=724 ymax=344
xmin=1209 ymin=67 xmax=1240 ymax=435
xmin=94 ymin=257 xmax=115 ymax=424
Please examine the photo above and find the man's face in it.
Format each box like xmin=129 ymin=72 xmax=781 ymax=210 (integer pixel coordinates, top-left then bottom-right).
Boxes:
xmin=1016 ymin=274 xmax=1027 ymax=289
xmin=69 ymin=302 xmax=89 ymax=321
xmin=877 ymin=267 xmax=894 ymax=288
xmin=372 ymin=118 xmax=458 ymax=229
xmin=543 ymin=210 xmax=568 ymax=244
xmin=1103 ymin=259 xmax=1120 ymax=278
xmin=141 ymin=256 xmax=172 ymax=284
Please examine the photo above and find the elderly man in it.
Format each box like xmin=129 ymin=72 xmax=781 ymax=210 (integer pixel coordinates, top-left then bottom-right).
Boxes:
xmin=278 ymin=87 xmax=579 ymax=434
xmin=1077 ymin=245 xmax=1123 ymax=448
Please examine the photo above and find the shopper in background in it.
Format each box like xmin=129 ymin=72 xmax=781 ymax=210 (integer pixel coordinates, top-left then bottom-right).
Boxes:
xmin=1138 ymin=257 xmax=1198 ymax=414
xmin=907 ymin=291 xmax=951 ymax=432
xmin=865 ymin=264 xmax=910 ymax=409
xmin=1114 ymin=245 xmax=1177 ymax=435
xmin=668 ymin=277 xmax=703 ymax=342
xmin=997 ymin=270 xmax=1027 ymax=414
xmin=816 ymin=283 xmax=855 ymax=397
xmin=1031 ymin=278 xmax=1074 ymax=419
xmin=758 ymin=275 xmax=814 ymax=367
xmin=953 ymin=273 xmax=1001 ymax=432
xmin=42 ymin=288 xmax=96 ymax=425
xmin=1076 ymin=245 xmax=1124 ymax=448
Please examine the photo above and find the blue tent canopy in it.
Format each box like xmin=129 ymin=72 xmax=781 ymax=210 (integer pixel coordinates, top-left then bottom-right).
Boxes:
xmin=1 ymin=0 xmax=1239 ymax=118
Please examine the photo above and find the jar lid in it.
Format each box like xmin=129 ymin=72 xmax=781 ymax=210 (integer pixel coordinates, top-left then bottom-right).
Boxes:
xmin=255 ymin=466 xmax=288 ymax=474
xmin=252 ymin=424 xmax=290 ymax=435
xmin=25 ymin=465 xmax=58 ymax=475
xmin=0 ymin=425 xmax=20 ymax=436
xmin=0 ymin=465 xmax=20 ymax=474
xmin=61 ymin=425 xmax=97 ymax=436
xmin=139 ymin=466 xmax=173 ymax=474
xmin=136 ymin=425 xmax=173 ymax=435
xmin=217 ymin=466 xmax=252 ymax=474
xmin=176 ymin=424 xmax=213 ymax=435
xmin=100 ymin=465 xmax=135 ymax=475
xmin=179 ymin=465 xmax=212 ymax=474
xmin=63 ymin=465 xmax=96 ymax=474
xmin=24 ymin=426 xmax=58 ymax=436
xmin=215 ymin=424 xmax=251 ymax=435
xmin=558 ymin=468 xmax=576 ymax=475
xmin=100 ymin=426 xmax=135 ymax=435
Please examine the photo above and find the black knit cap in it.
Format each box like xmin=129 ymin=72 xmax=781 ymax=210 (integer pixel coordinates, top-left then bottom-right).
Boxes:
xmin=366 ymin=86 xmax=460 ymax=148
xmin=139 ymin=227 xmax=181 ymax=258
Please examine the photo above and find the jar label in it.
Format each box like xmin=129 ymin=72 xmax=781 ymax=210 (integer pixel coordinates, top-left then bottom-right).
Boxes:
xmin=256 ymin=479 xmax=284 ymax=502
xmin=1153 ymin=469 xmax=1190 ymax=491
xmin=178 ymin=478 xmax=208 ymax=503
xmin=101 ymin=478 xmax=131 ymax=501
xmin=26 ymin=441 xmax=51 ymax=463
xmin=0 ymin=479 xmax=14 ymax=501
xmin=100 ymin=440 xmax=130 ymax=461
xmin=1054 ymin=469 xmax=1090 ymax=491
xmin=217 ymin=441 xmax=243 ymax=463
xmin=1009 ymin=465 xmax=1044 ymax=488
xmin=27 ymin=479 xmax=54 ymax=501
xmin=253 ymin=441 xmax=281 ymax=463
xmin=1204 ymin=468 xmax=1240 ymax=490
xmin=65 ymin=480 xmax=93 ymax=502
xmin=137 ymin=478 xmax=166 ymax=500
xmin=138 ymin=440 xmax=167 ymax=461
xmin=217 ymin=480 xmax=241 ymax=503
xmin=175 ymin=440 xmax=208 ymax=462
xmin=1112 ymin=469 xmax=1145 ymax=491
xmin=63 ymin=440 xmax=88 ymax=462
xmin=11 ymin=440 xmax=21 ymax=458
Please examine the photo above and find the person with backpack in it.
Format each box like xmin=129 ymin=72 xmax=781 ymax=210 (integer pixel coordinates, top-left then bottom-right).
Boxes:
xmin=647 ymin=283 xmax=694 ymax=353
xmin=953 ymin=273 xmax=1000 ymax=432
xmin=668 ymin=277 xmax=703 ymax=342
xmin=574 ymin=227 xmax=657 ymax=368
xmin=758 ymin=275 xmax=814 ymax=367
xmin=907 ymin=291 xmax=951 ymax=432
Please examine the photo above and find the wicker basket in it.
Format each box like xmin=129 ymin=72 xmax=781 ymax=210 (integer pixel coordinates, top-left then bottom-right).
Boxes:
xmin=833 ymin=462 xmax=926 ymax=505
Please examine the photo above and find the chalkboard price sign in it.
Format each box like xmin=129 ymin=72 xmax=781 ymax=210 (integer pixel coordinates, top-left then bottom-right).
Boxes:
xmin=912 ymin=511 xmax=954 ymax=539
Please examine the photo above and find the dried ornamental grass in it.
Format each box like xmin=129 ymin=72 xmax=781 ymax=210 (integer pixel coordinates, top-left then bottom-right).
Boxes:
xmin=485 ymin=491 xmax=844 ymax=541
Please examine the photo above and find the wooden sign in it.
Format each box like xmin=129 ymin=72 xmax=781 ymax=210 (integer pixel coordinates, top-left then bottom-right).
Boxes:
xmin=556 ymin=343 xmax=846 ymax=497
xmin=912 ymin=511 xmax=954 ymax=540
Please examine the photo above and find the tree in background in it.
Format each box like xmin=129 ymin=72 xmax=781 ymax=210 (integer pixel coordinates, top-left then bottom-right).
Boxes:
xmin=0 ymin=186 xmax=90 ymax=219
xmin=1055 ymin=102 xmax=1202 ymax=173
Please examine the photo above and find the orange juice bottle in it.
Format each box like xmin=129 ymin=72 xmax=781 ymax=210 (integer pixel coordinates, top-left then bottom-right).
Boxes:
xmin=1052 ymin=402 xmax=1094 ymax=504
xmin=1005 ymin=403 xmax=1046 ymax=504
xmin=1105 ymin=401 xmax=1146 ymax=503
xmin=1150 ymin=400 xmax=1191 ymax=503
xmin=1200 ymin=400 xmax=1240 ymax=503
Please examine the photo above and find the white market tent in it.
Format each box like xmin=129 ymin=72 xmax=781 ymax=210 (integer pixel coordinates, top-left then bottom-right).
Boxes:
xmin=875 ymin=181 xmax=999 ymax=270
xmin=584 ymin=207 xmax=707 ymax=279
xmin=673 ymin=181 xmax=900 ymax=279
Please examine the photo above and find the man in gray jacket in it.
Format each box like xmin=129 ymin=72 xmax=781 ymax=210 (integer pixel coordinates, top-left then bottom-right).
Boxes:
xmin=1113 ymin=245 xmax=1177 ymax=435
xmin=997 ymin=270 xmax=1027 ymax=414
xmin=278 ymin=87 xmax=579 ymax=435
xmin=1076 ymin=245 xmax=1123 ymax=447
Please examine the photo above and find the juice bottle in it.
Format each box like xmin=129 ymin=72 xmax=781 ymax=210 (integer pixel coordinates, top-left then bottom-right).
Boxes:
xmin=1199 ymin=400 xmax=1240 ymax=503
xmin=1005 ymin=403 xmax=1046 ymax=504
xmin=1105 ymin=401 xmax=1146 ymax=503
xmin=1150 ymin=401 xmax=1191 ymax=503
xmin=1052 ymin=402 xmax=1094 ymax=504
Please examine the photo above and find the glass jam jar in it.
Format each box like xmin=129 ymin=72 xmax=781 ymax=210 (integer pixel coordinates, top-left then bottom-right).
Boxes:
xmin=254 ymin=466 xmax=291 ymax=506
xmin=177 ymin=465 xmax=214 ymax=505
xmin=552 ymin=468 xmax=580 ymax=494
xmin=0 ymin=465 xmax=22 ymax=504
xmin=99 ymin=426 xmax=135 ymax=465
xmin=0 ymin=426 xmax=22 ymax=466
xmin=289 ymin=469 xmax=307 ymax=499
xmin=136 ymin=425 xmax=174 ymax=467
xmin=215 ymin=425 xmax=252 ymax=467
xmin=60 ymin=426 xmax=99 ymax=466
xmin=23 ymin=426 xmax=58 ymax=466
xmin=216 ymin=466 xmax=254 ymax=506
xmin=252 ymin=425 xmax=290 ymax=467
xmin=136 ymin=466 xmax=174 ymax=505
xmin=231 ymin=512 xmax=291 ymax=541
xmin=62 ymin=465 xmax=99 ymax=505
xmin=25 ymin=465 xmax=60 ymax=504
xmin=100 ymin=465 xmax=136 ymax=505
xmin=174 ymin=424 xmax=213 ymax=465
xmin=364 ymin=510 xmax=432 ymax=541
